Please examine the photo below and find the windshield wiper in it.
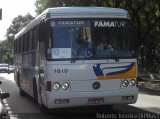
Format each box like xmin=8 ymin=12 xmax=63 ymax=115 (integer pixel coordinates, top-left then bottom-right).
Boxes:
xmin=71 ymin=28 xmax=88 ymax=63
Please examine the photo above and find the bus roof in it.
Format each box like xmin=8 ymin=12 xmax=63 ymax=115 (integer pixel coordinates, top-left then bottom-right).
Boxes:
xmin=15 ymin=7 xmax=129 ymax=39
xmin=43 ymin=7 xmax=129 ymax=18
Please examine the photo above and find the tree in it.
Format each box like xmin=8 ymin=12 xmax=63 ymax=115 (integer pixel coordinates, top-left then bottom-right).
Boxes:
xmin=0 ymin=14 xmax=34 ymax=64
xmin=35 ymin=0 xmax=65 ymax=15
xmin=6 ymin=13 xmax=34 ymax=36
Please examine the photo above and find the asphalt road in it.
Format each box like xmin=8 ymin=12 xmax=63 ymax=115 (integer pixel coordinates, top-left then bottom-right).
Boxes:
xmin=0 ymin=73 xmax=159 ymax=119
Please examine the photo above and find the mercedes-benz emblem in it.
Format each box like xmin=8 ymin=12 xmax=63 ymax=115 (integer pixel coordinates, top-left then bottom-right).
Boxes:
xmin=92 ymin=82 xmax=100 ymax=90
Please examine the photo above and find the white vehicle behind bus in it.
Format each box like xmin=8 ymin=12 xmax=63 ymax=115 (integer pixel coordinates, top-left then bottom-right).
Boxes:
xmin=14 ymin=7 xmax=138 ymax=111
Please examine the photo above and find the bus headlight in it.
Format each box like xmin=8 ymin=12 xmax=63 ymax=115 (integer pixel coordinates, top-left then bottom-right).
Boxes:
xmin=122 ymin=80 xmax=129 ymax=87
xmin=129 ymin=79 xmax=136 ymax=86
xmin=52 ymin=82 xmax=60 ymax=90
xmin=61 ymin=82 xmax=69 ymax=90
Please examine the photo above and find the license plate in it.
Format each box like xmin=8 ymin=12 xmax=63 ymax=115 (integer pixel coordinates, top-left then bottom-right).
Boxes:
xmin=88 ymin=98 xmax=104 ymax=105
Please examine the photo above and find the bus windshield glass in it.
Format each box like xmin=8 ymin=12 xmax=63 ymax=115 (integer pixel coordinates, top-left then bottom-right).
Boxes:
xmin=46 ymin=19 xmax=136 ymax=60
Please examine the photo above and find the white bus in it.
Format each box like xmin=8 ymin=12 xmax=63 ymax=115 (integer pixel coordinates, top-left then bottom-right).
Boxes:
xmin=14 ymin=7 xmax=138 ymax=111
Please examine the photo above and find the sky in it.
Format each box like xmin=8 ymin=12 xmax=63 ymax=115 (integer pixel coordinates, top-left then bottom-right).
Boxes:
xmin=0 ymin=0 xmax=36 ymax=41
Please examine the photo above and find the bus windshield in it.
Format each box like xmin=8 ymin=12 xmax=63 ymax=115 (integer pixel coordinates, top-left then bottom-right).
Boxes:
xmin=46 ymin=19 xmax=136 ymax=60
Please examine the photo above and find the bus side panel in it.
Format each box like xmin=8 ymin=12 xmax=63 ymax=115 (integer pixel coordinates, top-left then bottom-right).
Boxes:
xmin=14 ymin=55 xmax=22 ymax=87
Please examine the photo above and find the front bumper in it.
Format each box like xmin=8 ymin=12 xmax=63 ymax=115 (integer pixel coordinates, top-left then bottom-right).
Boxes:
xmin=43 ymin=88 xmax=138 ymax=109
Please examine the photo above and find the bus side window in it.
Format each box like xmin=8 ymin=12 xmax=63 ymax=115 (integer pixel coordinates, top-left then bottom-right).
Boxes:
xmin=36 ymin=26 xmax=39 ymax=48
xmin=23 ymin=34 xmax=26 ymax=52
xmin=18 ymin=38 xmax=21 ymax=53
xmin=23 ymin=32 xmax=29 ymax=52
xmin=21 ymin=35 xmax=24 ymax=52
xmin=20 ymin=37 xmax=22 ymax=53
xmin=17 ymin=38 xmax=19 ymax=53
xmin=14 ymin=41 xmax=16 ymax=54
xmin=26 ymin=32 xmax=29 ymax=51
xmin=15 ymin=40 xmax=17 ymax=54
xmin=32 ymin=28 xmax=35 ymax=50
xmin=16 ymin=39 xmax=19 ymax=54
xmin=33 ymin=26 xmax=38 ymax=50
xmin=29 ymin=29 xmax=33 ymax=51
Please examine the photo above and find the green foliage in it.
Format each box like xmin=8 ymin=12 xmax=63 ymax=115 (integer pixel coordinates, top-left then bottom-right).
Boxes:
xmin=6 ymin=14 xmax=34 ymax=36
xmin=34 ymin=0 xmax=104 ymax=15
xmin=35 ymin=0 xmax=63 ymax=15
xmin=0 ymin=37 xmax=14 ymax=63
xmin=0 ymin=14 xmax=34 ymax=64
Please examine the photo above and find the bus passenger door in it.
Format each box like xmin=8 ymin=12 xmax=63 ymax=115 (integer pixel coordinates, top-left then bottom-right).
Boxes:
xmin=38 ymin=42 xmax=45 ymax=105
